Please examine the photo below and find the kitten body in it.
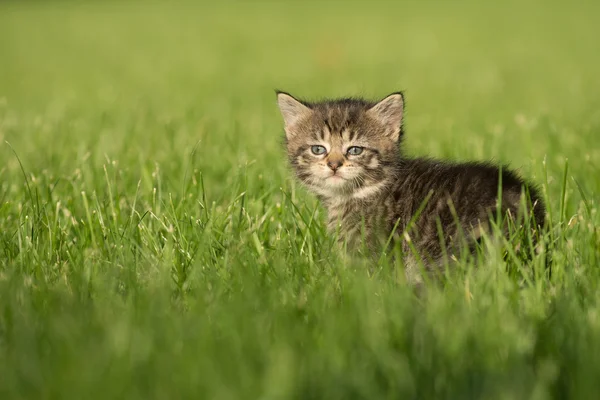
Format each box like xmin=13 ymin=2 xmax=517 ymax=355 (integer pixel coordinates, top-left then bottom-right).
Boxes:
xmin=277 ymin=91 xmax=545 ymax=280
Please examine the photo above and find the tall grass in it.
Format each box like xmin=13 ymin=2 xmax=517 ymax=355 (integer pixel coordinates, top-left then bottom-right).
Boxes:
xmin=1 ymin=1 xmax=600 ymax=398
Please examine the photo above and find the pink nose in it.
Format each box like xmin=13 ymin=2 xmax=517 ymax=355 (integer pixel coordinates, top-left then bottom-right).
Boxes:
xmin=327 ymin=160 xmax=343 ymax=171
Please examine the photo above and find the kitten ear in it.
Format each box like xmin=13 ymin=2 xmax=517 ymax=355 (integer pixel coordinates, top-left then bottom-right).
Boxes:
xmin=276 ymin=91 xmax=312 ymax=138
xmin=367 ymin=92 xmax=404 ymax=141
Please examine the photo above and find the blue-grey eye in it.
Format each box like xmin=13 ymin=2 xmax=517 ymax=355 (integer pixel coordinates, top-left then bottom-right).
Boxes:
xmin=347 ymin=146 xmax=364 ymax=156
xmin=311 ymin=145 xmax=327 ymax=155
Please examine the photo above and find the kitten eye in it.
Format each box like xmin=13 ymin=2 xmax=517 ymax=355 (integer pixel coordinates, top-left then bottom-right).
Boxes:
xmin=347 ymin=146 xmax=364 ymax=156
xmin=311 ymin=145 xmax=327 ymax=155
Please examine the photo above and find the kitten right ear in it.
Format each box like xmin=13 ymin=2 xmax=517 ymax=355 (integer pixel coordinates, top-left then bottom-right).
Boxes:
xmin=367 ymin=92 xmax=404 ymax=142
xmin=276 ymin=91 xmax=312 ymax=138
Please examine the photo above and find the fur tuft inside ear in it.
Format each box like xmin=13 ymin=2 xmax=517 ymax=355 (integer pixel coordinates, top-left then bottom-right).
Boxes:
xmin=367 ymin=92 xmax=404 ymax=141
xmin=276 ymin=91 xmax=312 ymax=138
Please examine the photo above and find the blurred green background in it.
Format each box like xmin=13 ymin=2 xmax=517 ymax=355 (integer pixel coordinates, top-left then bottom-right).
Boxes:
xmin=2 ymin=0 xmax=599 ymax=187
xmin=1 ymin=1 xmax=600 ymax=399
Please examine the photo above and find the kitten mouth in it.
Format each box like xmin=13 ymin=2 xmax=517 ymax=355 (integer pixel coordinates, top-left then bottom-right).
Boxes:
xmin=325 ymin=174 xmax=347 ymax=186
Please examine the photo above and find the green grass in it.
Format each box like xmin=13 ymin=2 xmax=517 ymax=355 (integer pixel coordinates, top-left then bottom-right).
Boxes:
xmin=1 ymin=0 xmax=600 ymax=398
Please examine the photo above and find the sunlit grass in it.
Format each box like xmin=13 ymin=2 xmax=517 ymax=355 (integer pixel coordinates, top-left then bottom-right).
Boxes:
xmin=1 ymin=1 xmax=600 ymax=398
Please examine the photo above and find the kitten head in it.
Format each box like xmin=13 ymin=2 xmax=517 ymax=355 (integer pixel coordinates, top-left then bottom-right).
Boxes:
xmin=276 ymin=91 xmax=404 ymax=200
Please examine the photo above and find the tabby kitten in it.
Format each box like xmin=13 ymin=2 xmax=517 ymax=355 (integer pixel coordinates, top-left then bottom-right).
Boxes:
xmin=276 ymin=91 xmax=545 ymax=281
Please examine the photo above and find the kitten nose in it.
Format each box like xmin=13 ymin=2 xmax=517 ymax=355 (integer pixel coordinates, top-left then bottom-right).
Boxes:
xmin=327 ymin=159 xmax=343 ymax=171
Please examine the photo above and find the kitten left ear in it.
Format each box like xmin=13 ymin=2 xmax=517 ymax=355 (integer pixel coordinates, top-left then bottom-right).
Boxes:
xmin=367 ymin=92 xmax=404 ymax=141
xmin=276 ymin=91 xmax=312 ymax=138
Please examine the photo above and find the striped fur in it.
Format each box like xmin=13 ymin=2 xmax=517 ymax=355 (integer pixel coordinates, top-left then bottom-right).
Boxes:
xmin=277 ymin=91 xmax=546 ymax=281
